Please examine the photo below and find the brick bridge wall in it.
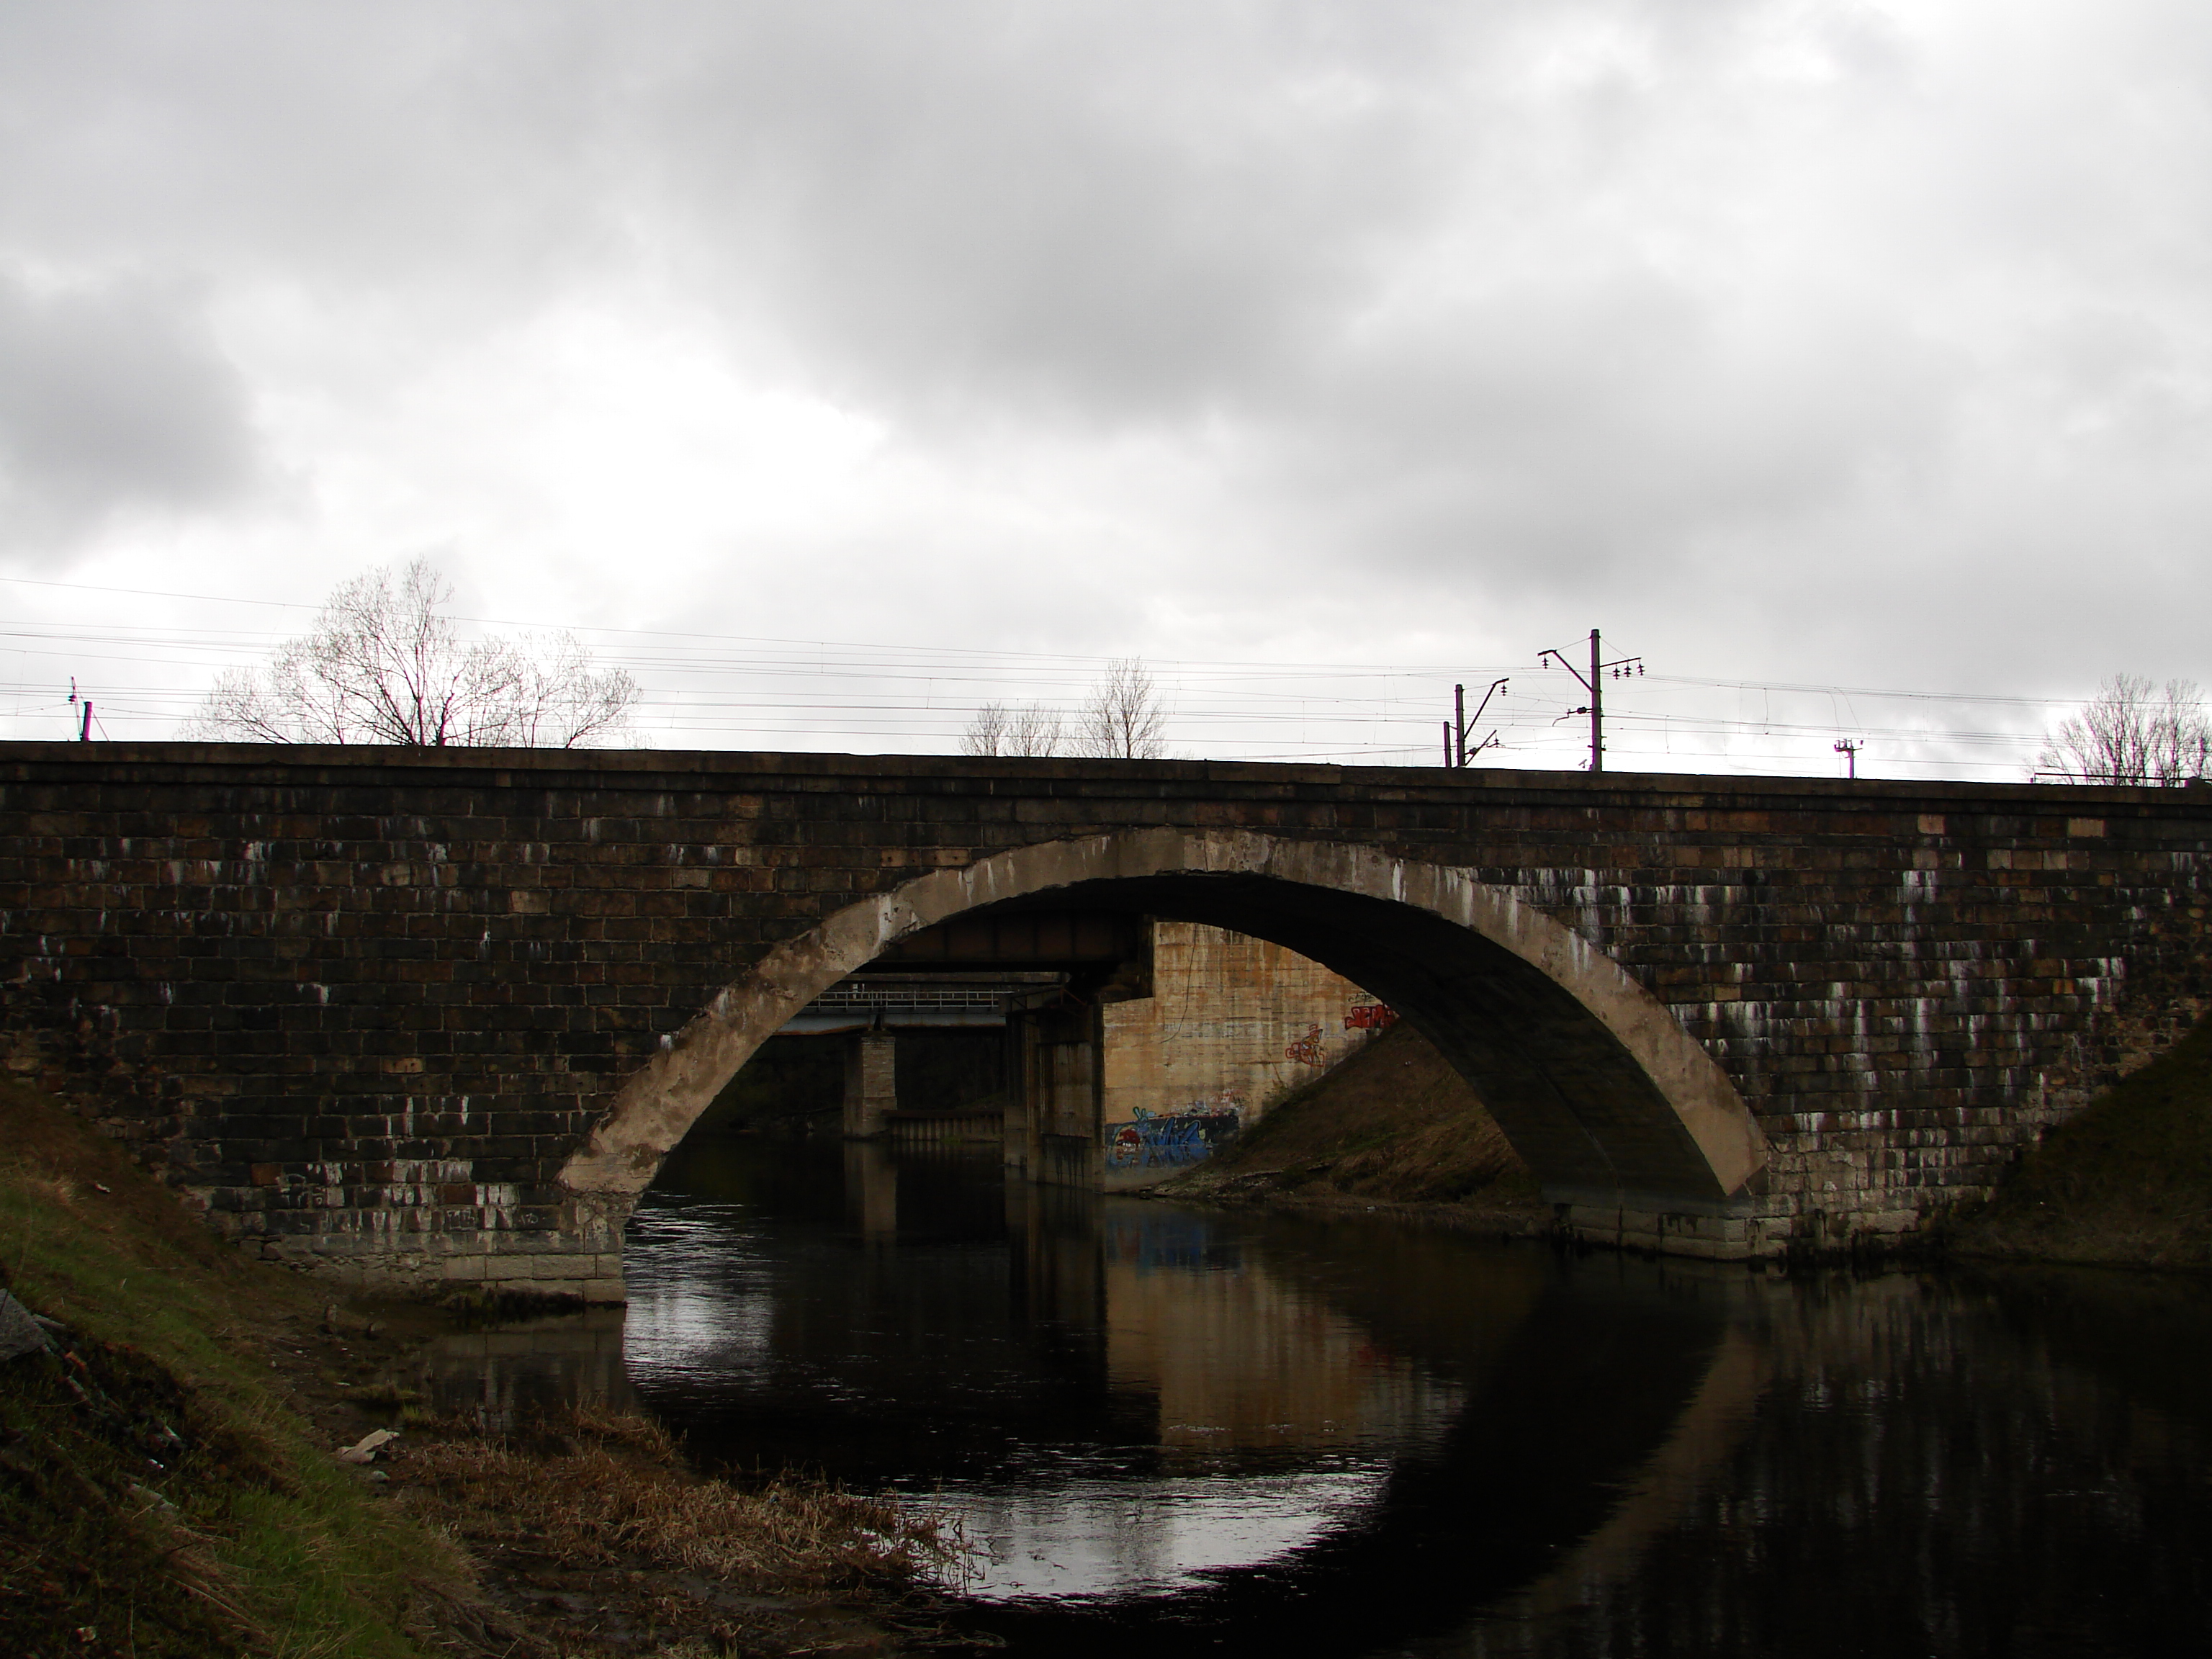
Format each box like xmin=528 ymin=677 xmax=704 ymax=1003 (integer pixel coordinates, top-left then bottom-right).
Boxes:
xmin=1 ymin=742 xmax=2206 ymax=1290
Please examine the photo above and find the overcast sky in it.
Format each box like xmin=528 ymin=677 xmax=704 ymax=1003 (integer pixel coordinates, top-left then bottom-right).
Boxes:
xmin=2 ymin=1 xmax=2206 ymax=775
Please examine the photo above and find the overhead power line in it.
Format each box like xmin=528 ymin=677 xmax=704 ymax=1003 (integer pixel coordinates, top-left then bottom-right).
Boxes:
xmin=0 ymin=572 xmax=2101 ymax=778
xmin=0 ymin=574 xmax=2117 ymax=707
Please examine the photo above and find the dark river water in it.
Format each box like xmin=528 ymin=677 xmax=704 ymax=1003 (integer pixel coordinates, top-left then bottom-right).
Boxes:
xmin=421 ymin=1138 xmax=2212 ymax=1656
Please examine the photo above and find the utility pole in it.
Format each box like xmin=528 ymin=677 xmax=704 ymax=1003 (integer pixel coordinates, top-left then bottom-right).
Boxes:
xmin=1834 ymin=739 xmax=1862 ymax=780
xmin=68 ymin=677 xmax=91 ymax=742
xmin=1589 ymin=629 xmax=1602 ymax=776
xmin=1444 ymin=678 xmax=1509 ymax=766
xmin=1538 ymin=629 xmax=1642 ymax=773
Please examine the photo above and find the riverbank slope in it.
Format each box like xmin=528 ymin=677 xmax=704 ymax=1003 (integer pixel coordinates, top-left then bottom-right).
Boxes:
xmin=1948 ymin=1013 xmax=2212 ymax=1270
xmin=1161 ymin=1021 xmax=1546 ymax=1232
xmin=0 ymin=1082 xmax=956 ymax=1656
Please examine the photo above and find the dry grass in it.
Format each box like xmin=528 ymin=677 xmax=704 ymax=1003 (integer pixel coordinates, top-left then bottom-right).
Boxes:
xmin=390 ymin=1405 xmax=970 ymax=1655
xmin=398 ymin=1406 xmax=960 ymax=1593
xmin=346 ymin=1381 xmax=424 ymax=1409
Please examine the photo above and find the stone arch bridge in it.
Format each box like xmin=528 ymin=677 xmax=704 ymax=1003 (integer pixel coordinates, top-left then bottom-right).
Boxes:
xmin=3 ymin=743 xmax=2206 ymax=1295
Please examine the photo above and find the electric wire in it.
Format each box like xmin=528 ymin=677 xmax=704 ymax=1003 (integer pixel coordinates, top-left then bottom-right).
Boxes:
xmin=0 ymin=572 xmax=2092 ymax=777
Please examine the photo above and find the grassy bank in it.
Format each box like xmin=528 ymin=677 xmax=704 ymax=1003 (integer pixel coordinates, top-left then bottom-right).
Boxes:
xmin=0 ymin=1083 xmax=957 ymax=1657
xmin=1948 ymin=1013 xmax=2212 ymax=1270
xmin=0 ymin=1079 xmax=456 ymax=1655
xmin=1166 ymin=1021 xmax=1545 ymax=1226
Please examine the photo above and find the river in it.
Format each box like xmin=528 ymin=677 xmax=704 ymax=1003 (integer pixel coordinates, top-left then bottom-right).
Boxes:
xmin=418 ymin=1137 xmax=2212 ymax=1655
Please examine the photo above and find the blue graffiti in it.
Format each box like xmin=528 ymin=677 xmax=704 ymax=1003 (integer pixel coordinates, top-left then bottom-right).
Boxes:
xmin=1105 ymin=1102 xmax=1243 ymax=1170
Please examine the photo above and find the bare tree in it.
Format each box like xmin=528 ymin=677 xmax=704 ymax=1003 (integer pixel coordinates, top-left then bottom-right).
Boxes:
xmin=1075 ymin=657 xmax=1169 ymax=760
xmin=961 ymin=700 xmax=1064 ymax=757
xmin=1005 ymin=701 xmax=1064 ymax=757
xmin=961 ymin=703 xmax=1009 ymax=756
xmin=2036 ymin=673 xmax=2210 ymax=784
xmin=183 ymin=558 xmax=639 ymax=747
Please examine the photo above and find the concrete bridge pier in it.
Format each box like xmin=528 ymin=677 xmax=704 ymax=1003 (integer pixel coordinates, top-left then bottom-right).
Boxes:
xmin=842 ymin=1028 xmax=897 ymax=1138
xmin=1005 ymin=1001 xmax=1106 ymax=1191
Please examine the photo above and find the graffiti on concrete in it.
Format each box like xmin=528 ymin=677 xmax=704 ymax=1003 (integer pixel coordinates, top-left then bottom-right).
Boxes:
xmin=1106 ymin=1097 xmax=1244 ymax=1171
xmin=1285 ymin=1024 xmax=1327 ymax=1066
xmin=1285 ymin=1002 xmax=1395 ymax=1070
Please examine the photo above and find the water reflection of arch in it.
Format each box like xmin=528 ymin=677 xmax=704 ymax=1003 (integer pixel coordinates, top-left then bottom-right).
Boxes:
xmin=624 ymin=1146 xmax=1771 ymax=1654
xmin=565 ymin=830 xmax=1767 ymax=1217
xmin=968 ymin=1220 xmax=1766 ymax=1657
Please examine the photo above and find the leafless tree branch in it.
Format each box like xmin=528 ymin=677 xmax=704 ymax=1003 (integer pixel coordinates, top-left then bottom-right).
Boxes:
xmin=2035 ymin=674 xmax=2209 ymax=784
xmin=960 ymin=700 xmax=1063 ymax=757
xmin=1074 ymin=658 xmax=1169 ymax=760
xmin=181 ymin=558 xmax=640 ymax=747
xmin=961 ymin=702 xmax=1009 ymax=756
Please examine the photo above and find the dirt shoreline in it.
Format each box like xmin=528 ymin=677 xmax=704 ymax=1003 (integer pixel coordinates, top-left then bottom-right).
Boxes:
xmin=0 ymin=1082 xmax=974 ymax=1658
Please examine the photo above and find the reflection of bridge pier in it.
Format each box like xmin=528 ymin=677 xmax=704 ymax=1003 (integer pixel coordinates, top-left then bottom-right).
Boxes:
xmin=842 ymin=1138 xmax=899 ymax=1238
xmin=1004 ymin=1174 xmax=1107 ymax=1339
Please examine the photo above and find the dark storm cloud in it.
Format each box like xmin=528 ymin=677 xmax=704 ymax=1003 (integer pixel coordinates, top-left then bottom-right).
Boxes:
xmin=0 ymin=274 xmax=258 ymax=547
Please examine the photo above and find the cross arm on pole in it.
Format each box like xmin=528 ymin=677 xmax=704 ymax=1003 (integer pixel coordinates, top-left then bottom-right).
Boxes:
xmin=1539 ymin=644 xmax=1645 ymax=686
xmin=1539 ymin=628 xmax=1645 ymax=773
xmin=1449 ymin=676 xmax=1510 ymax=766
